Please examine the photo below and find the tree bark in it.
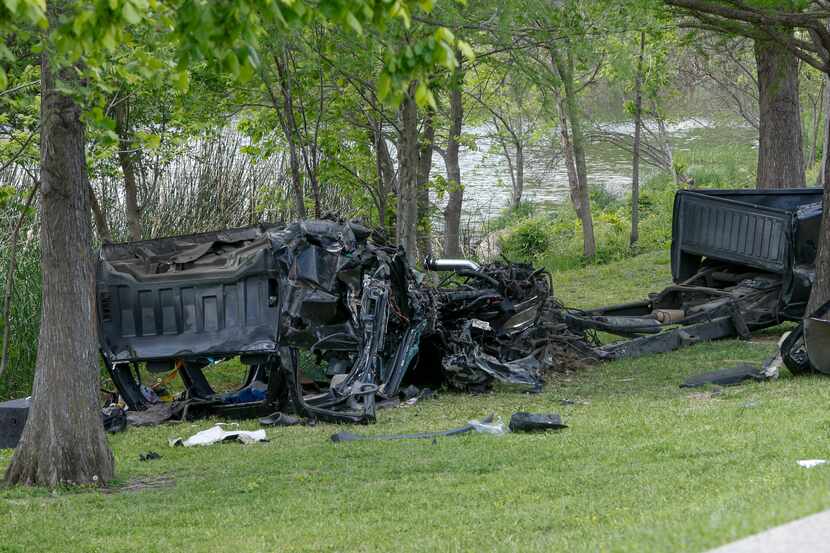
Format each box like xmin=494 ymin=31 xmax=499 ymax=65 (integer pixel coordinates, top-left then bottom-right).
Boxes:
xmin=87 ymin=180 xmax=111 ymax=242
xmin=272 ymin=51 xmax=306 ymax=219
xmin=514 ymin=142 xmax=524 ymax=209
xmin=808 ymin=78 xmax=825 ymax=172
xmin=808 ymin=108 xmax=830 ymax=314
xmin=443 ymin=66 xmax=464 ymax=258
xmin=372 ymin=121 xmax=395 ymax=231
xmin=550 ymin=45 xmax=595 ymax=258
xmin=416 ymin=110 xmax=434 ymax=258
xmin=819 ymin=75 xmax=830 ymax=187
xmin=5 ymin=40 xmax=114 ymax=488
xmin=396 ymin=87 xmax=419 ymax=265
xmin=631 ymin=32 xmax=645 ymax=247
xmin=556 ymin=92 xmax=596 ymax=258
xmin=754 ymin=37 xmax=805 ymax=189
xmin=114 ymin=98 xmax=142 ymax=241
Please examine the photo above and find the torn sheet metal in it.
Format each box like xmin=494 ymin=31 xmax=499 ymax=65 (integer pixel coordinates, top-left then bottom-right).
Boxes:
xmin=680 ymin=363 xmax=772 ymax=388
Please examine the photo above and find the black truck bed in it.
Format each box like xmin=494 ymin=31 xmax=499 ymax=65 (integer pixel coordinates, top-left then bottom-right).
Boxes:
xmin=671 ymin=188 xmax=822 ymax=319
xmin=96 ymin=225 xmax=283 ymax=364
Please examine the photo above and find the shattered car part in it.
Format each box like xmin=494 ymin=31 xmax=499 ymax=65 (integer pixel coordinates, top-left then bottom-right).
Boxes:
xmin=98 ymin=220 xmax=593 ymax=424
xmin=680 ymin=363 xmax=772 ymax=388
xmin=508 ymin=412 xmax=567 ymax=432
xmin=0 ymin=398 xmax=29 ymax=449
xmin=781 ymin=301 xmax=830 ymax=376
xmin=570 ymin=188 xmax=823 ymax=359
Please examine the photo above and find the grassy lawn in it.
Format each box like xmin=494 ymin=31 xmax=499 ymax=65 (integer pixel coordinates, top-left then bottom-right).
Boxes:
xmin=3 ymin=250 xmax=830 ymax=552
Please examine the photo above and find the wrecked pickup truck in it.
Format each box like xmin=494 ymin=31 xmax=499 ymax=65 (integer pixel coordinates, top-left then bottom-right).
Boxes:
xmin=97 ymin=220 xmax=594 ymax=423
xmin=96 ymin=187 xmax=823 ymax=424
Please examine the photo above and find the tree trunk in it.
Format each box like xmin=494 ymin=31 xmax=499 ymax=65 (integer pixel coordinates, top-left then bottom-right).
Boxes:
xmin=556 ymin=93 xmax=596 ymax=258
xmin=819 ymin=75 xmax=830 ymax=187
xmin=273 ymin=51 xmax=306 ymax=219
xmin=550 ymin=45 xmax=595 ymax=258
xmin=5 ymin=42 xmax=114 ymax=488
xmin=514 ymin=142 xmax=524 ymax=209
xmin=372 ymin=122 xmax=395 ymax=231
xmin=631 ymin=32 xmax=645 ymax=247
xmin=808 ymin=108 xmax=830 ymax=314
xmin=114 ymin=98 xmax=142 ymax=241
xmin=754 ymin=38 xmax=805 ymax=189
xmin=808 ymin=79 xmax=825 ymax=172
xmin=654 ymin=110 xmax=678 ymax=184
xmin=416 ymin=111 xmax=434 ymax=259
xmin=396 ymin=88 xmax=419 ymax=265
xmin=443 ymin=67 xmax=463 ymax=258
xmin=87 ymin=180 xmax=112 ymax=242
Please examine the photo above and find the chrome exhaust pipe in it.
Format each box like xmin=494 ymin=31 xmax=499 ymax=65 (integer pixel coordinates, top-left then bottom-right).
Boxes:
xmin=423 ymin=256 xmax=481 ymax=272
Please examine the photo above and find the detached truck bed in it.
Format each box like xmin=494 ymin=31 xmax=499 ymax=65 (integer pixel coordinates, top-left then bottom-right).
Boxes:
xmin=671 ymin=188 xmax=822 ymax=320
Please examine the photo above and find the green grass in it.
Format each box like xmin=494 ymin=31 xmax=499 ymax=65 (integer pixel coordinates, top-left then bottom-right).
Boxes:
xmin=4 ymin=250 xmax=830 ymax=553
xmin=553 ymin=249 xmax=673 ymax=308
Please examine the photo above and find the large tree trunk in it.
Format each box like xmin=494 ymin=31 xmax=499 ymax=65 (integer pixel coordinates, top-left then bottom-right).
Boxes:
xmin=819 ymin=75 xmax=830 ymax=187
xmin=443 ymin=67 xmax=463 ymax=258
xmin=114 ymin=98 xmax=142 ymax=240
xmin=631 ymin=32 xmax=645 ymax=247
xmin=754 ymin=38 xmax=805 ymax=189
xmin=808 ymin=110 xmax=830 ymax=314
xmin=416 ymin=111 xmax=434 ymax=258
xmin=396 ymin=88 xmax=419 ymax=265
xmin=5 ymin=43 xmax=114 ymax=488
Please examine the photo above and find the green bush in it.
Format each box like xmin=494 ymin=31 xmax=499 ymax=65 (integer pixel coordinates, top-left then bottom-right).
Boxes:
xmin=499 ymin=172 xmax=680 ymax=271
xmin=499 ymin=216 xmax=552 ymax=260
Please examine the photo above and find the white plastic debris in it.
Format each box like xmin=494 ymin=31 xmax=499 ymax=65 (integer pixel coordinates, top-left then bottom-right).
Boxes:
xmin=471 ymin=319 xmax=492 ymax=331
xmin=468 ymin=417 xmax=506 ymax=435
xmin=169 ymin=425 xmax=267 ymax=447
xmin=797 ymin=459 xmax=828 ymax=468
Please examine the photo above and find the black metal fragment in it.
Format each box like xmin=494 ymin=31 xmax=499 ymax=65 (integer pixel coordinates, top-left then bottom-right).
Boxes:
xmin=508 ymin=412 xmax=567 ymax=432
xmin=680 ymin=363 xmax=769 ymax=388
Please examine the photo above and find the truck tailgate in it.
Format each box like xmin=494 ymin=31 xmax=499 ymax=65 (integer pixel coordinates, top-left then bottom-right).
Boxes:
xmin=672 ymin=191 xmax=790 ymax=274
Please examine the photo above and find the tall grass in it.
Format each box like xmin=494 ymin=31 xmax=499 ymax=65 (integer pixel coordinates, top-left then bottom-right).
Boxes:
xmin=0 ymin=167 xmax=41 ymax=401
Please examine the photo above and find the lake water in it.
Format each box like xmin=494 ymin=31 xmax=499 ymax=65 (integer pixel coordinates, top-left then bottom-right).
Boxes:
xmin=430 ymin=119 xmax=756 ymax=227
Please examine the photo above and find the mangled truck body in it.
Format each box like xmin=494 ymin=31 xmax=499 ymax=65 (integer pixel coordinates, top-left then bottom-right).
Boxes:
xmin=97 ymin=220 xmax=593 ymax=423
xmin=96 ymin=187 xmax=824 ymax=424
